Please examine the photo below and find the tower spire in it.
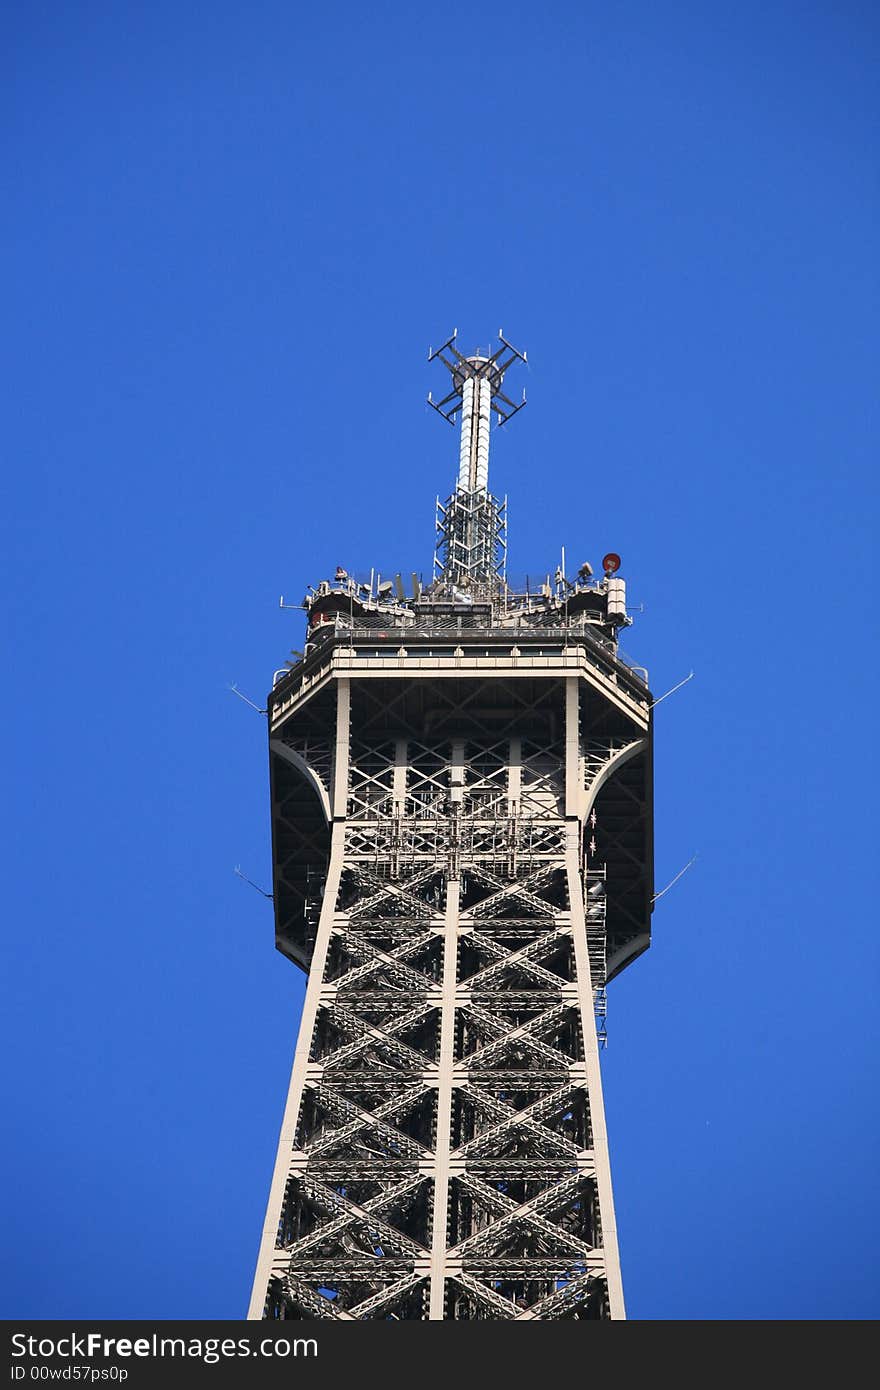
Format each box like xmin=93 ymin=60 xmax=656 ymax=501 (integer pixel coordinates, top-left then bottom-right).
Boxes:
xmin=428 ymin=330 xmax=526 ymax=588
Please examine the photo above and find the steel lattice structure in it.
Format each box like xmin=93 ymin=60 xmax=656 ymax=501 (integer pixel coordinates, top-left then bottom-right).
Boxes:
xmin=248 ymin=333 xmax=653 ymax=1320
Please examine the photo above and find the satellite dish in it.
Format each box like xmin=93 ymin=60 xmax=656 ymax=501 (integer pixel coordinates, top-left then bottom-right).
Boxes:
xmin=602 ymin=552 xmax=621 ymax=575
xmin=378 ymin=580 xmax=394 ymax=595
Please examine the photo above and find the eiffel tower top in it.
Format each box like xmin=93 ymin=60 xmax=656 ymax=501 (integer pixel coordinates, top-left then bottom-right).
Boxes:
xmin=284 ymin=333 xmax=639 ymax=682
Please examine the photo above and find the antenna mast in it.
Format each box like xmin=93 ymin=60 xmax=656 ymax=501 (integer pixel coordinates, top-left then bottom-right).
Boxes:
xmin=428 ymin=329 xmax=526 ymax=590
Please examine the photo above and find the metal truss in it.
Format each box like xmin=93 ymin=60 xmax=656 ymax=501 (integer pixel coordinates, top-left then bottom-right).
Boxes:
xmin=250 ymin=669 xmax=651 ymax=1320
xmin=434 ymin=489 xmax=508 ymax=589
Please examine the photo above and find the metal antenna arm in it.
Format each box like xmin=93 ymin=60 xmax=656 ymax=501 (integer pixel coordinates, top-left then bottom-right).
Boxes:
xmin=427 ymin=328 xmax=459 ymax=363
xmin=426 ymin=388 xmax=460 ymax=424
xmin=497 ymin=330 xmax=527 ymax=365
xmin=492 ymin=386 xmax=527 ymax=425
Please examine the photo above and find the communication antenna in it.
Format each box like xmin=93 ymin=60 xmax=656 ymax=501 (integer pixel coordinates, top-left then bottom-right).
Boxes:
xmin=653 ymin=855 xmax=697 ymax=904
xmin=650 ymin=671 xmax=695 ymax=709
xmin=234 ymin=866 xmax=273 ymax=900
xmin=428 ymin=330 xmax=526 ymax=586
xmin=228 ymin=683 xmax=267 ymax=715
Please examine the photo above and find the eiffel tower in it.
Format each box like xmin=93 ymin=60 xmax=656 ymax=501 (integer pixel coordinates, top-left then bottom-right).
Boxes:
xmin=248 ymin=332 xmax=653 ymax=1320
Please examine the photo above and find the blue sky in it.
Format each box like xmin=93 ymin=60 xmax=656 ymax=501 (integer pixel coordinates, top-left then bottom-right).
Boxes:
xmin=2 ymin=1 xmax=877 ymax=1320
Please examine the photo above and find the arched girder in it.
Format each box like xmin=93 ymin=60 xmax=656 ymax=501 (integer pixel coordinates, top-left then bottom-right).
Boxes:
xmin=271 ymin=746 xmax=332 ymax=970
xmin=589 ymin=741 xmax=653 ymax=986
xmin=270 ymin=739 xmax=332 ymax=824
xmin=606 ymin=931 xmax=650 ymax=981
xmin=583 ymin=737 xmax=647 ymax=822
